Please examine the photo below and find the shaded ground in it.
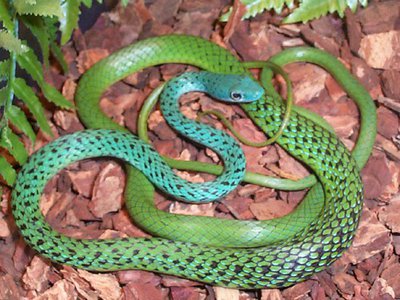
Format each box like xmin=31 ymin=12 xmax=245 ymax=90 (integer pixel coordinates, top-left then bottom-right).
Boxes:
xmin=1 ymin=0 xmax=400 ymax=299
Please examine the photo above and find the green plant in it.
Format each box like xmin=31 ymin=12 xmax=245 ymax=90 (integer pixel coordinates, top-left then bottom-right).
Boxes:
xmin=221 ymin=0 xmax=369 ymax=23
xmin=0 ymin=0 xmax=115 ymax=185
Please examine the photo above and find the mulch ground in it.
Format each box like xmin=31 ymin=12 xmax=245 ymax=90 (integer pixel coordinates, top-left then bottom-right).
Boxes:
xmin=1 ymin=0 xmax=400 ymax=299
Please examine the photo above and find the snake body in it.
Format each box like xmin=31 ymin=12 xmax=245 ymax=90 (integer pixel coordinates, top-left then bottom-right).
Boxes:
xmin=12 ymin=35 xmax=374 ymax=288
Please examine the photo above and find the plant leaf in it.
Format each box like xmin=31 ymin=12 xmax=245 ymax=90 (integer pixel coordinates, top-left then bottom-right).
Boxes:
xmin=0 ymin=0 xmax=14 ymax=31
xmin=42 ymin=82 xmax=73 ymax=109
xmin=16 ymin=48 xmax=73 ymax=109
xmin=50 ymin=42 xmax=69 ymax=73
xmin=221 ymin=0 xmax=295 ymax=20
xmin=14 ymin=0 xmax=63 ymax=18
xmin=7 ymin=104 xmax=36 ymax=142
xmin=0 ymin=59 xmax=10 ymax=80
xmin=12 ymin=77 xmax=52 ymax=136
xmin=0 ymin=87 xmax=6 ymax=106
xmin=121 ymin=0 xmax=129 ymax=6
xmin=59 ymin=0 xmax=80 ymax=45
xmin=42 ymin=17 xmax=69 ymax=72
xmin=221 ymin=0 xmax=369 ymax=23
xmin=284 ymin=0 xmax=367 ymax=23
xmin=0 ymin=156 xmax=16 ymax=185
xmin=20 ymin=15 xmax=50 ymax=67
xmin=16 ymin=47 xmax=44 ymax=85
xmin=242 ymin=0 xmax=294 ymax=17
xmin=81 ymin=0 xmax=93 ymax=8
xmin=0 ymin=126 xmax=28 ymax=164
xmin=0 ymin=30 xmax=29 ymax=54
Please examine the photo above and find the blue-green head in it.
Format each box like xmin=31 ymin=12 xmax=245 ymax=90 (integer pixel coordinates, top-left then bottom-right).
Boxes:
xmin=199 ymin=72 xmax=264 ymax=103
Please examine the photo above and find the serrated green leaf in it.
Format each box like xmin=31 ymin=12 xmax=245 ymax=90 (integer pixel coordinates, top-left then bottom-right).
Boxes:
xmin=43 ymin=15 xmax=59 ymax=43
xmin=221 ymin=0 xmax=369 ymax=23
xmin=42 ymin=82 xmax=73 ymax=109
xmin=16 ymin=48 xmax=73 ymax=109
xmin=7 ymin=105 xmax=36 ymax=142
xmin=0 ymin=30 xmax=29 ymax=54
xmin=81 ymin=0 xmax=93 ymax=8
xmin=14 ymin=0 xmax=63 ymax=18
xmin=20 ymin=15 xmax=50 ymax=67
xmin=284 ymin=0 xmax=367 ymax=23
xmin=50 ymin=42 xmax=68 ymax=73
xmin=0 ymin=0 xmax=14 ymax=31
xmin=284 ymin=0 xmax=331 ymax=23
xmin=0 ymin=87 xmax=6 ymax=106
xmin=121 ymin=0 xmax=129 ymax=6
xmin=0 ymin=156 xmax=16 ymax=185
xmin=0 ymin=126 xmax=28 ymax=164
xmin=0 ymin=126 xmax=12 ymax=148
xmin=12 ymin=77 xmax=52 ymax=136
xmin=16 ymin=47 xmax=44 ymax=84
xmin=243 ymin=0 xmax=295 ymax=17
xmin=221 ymin=0 xmax=295 ymax=20
xmin=0 ymin=59 xmax=10 ymax=80
xmin=59 ymin=0 xmax=80 ymax=45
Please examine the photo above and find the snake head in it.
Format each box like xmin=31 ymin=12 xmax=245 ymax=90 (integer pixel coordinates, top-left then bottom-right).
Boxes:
xmin=207 ymin=73 xmax=264 ymax=103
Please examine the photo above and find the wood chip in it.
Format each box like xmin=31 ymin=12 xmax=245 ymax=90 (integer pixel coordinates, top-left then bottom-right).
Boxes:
xmin=358 ymin=31 xmax=400 ymax=70
xmin=345 ymin=208 xmax=391 ymax=264
xmin=90 ymin=162 xmax=125 ymax=218
xmin=77 ymin=270 xmax=122 ymax=300
xmin=378 ymin=195 xmax=400 ymax=233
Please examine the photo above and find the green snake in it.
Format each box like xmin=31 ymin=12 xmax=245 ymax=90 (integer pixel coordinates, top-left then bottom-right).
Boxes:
xmin=12 ymin=35 xmax=376 ymax=288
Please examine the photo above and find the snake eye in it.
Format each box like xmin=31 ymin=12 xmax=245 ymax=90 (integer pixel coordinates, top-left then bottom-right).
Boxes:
xmin=230 ymin=92 xmax=243 ymax=101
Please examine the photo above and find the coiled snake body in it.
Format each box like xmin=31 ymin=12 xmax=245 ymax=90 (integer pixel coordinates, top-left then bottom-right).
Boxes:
xmin=12 ymin=35 xmax=371 ymax=288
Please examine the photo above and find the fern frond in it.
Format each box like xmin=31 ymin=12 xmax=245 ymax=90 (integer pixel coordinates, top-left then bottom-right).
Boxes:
xmin=121 ymin=0 xmax=129 ymax=6
xmin=243 ymin=0 xmax=295 ymax=17
xmin=0 ymin=30 xmax=28 ymax=54
xmin=20 ymin=15 xmax=50 ymax=67
xmin=221 ymin=0 xmax=369 ymax=23
xmin=284 ymin=0 xmax=369 ymax=23
xmin=81 ymin=0 xmax=93 ymax=7
xmin=0 ymin=126 xmax=28 ymax=164
xmin=7 ymin=105 xmax=36 ymax=142
xmin=0 ymin=87 xmax=5 ymax=105
xmin=0 ymin=0 xmax=14 ymax=31
xmin=50 ymin=42 xmax=68 ymax=73
xmin=0 ymin=59 xmax=10 ymax=80
xmin=59 ymin=0 xmax=80 ymax=45
xmin=14 ymin=0 xmax=63 ymax=18
xmin=12 ymin=77 xmax=53 ymax=136
xmin=0 ymin=156 xmax=17 ymax=185
xmin=16 ymin=48 xmax=73 ymax=108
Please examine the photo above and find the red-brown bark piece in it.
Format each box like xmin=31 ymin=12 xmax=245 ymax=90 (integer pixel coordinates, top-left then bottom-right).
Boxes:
xmin=378 ymin=195 xmax=400 ymax=233
xmin=358 ymin=31 xmax=400 ymax=71
xmin=22 ymin=256 xmax=51 ymax=294
xmin=381 ymin=70 xmax=400 ymax=100
xmin=380 ymin=263 xmax=400 ymax=298
xmin=89 ymin=162 xmax=125 ymax=218
xmin=124 ymin=282 xmax=169 ymax=300
xmin=0 ymin=274 xmax=22 ymax=299
xmin=249 ymin=198 xmax=293 ymax=220
xmin=361 ymin=153 xmax=393 ymax=200
xmin=357 ymin=0 xmax=400 ymax=35
xmin=77 ymin=269 xmax=123 ymax=300
xmin=35 ymin=280 xmax=78 ymax=300
xmin=345 ymin=209 xmax=391 ymax=264
xmin=377 ymin=106 xmax=399 ymax=140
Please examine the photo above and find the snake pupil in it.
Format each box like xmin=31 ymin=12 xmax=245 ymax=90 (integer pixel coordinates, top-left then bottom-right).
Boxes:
xmin=231 ymin=92 xmax=242 ymax=101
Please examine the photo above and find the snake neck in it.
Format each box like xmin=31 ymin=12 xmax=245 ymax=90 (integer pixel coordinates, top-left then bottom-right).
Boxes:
xmin=160 ymin=72 xmax=229 ymax=146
